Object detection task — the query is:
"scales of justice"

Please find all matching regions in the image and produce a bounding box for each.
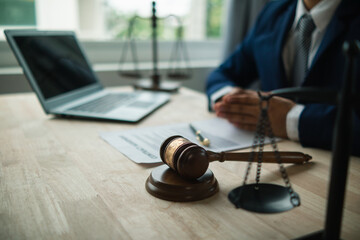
[119,1,191,92]
[144,33,359,239]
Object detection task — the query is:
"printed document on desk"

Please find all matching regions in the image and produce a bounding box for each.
[100,117,274,164]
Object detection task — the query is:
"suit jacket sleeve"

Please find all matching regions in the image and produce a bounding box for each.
[206,0,360,156]
[298,7,360,156]
[300,100,360,157]
[205,27,259,106]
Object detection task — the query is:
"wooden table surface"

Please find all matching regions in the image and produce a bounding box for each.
[0,87,359,240]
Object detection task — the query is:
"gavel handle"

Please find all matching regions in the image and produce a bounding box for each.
[207,151,312,164]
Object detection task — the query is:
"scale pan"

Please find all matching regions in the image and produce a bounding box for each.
[228,183,300,213]
[167,73,191,80]
[119,72,142,78]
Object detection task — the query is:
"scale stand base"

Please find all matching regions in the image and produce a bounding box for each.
[228,183,300,213]
[292,230,324,240]
[134,79,180,93]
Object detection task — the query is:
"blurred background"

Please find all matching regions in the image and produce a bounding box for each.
[0,0,267,94]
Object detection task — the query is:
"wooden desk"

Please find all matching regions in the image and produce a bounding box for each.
[0,88,359,239]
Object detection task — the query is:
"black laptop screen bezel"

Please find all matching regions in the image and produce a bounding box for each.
[4,29,103,112]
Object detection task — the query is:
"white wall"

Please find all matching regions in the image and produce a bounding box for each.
[35,0,79,31]
[185,0,207,40]
[78,0,107,39]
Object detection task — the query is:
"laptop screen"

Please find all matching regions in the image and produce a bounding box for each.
[13,35,97,99]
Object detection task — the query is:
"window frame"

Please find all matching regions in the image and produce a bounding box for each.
[0,38,222,73]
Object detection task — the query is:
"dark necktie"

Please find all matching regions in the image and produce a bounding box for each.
[292,14,316,86]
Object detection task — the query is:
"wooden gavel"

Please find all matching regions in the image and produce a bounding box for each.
[160,135,312,179]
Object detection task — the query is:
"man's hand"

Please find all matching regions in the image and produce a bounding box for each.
[213,88,296,138]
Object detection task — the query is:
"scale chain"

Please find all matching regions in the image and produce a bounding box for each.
[263,110,298,202]
[255,108,267,186]
[242,92,300,207]
[242,106,263,185]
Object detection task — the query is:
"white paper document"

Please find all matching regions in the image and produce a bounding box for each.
[100,117,272,164]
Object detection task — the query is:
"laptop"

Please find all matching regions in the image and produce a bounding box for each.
[4,29,170,122]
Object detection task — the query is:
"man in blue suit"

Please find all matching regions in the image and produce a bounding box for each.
[206,0,360,156]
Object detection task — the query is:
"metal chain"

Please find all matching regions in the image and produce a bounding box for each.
[263,108,299,205]
[242,92,300,206]
[243,97,267,185]
[242,101,264,185]
[255,108,267,185]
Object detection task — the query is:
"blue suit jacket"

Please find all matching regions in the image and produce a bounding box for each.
[206,0,360,156]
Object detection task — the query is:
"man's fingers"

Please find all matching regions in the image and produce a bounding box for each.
[216,112,258,125]
[213,89,294,138]
[216,103,260,116]
[223,91,260,105]
[228,114,258,125]
[227,87,245,96]
[232,123,257,132]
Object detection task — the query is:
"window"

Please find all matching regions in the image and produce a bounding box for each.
[0,0,224,78]
[0,0,36,26]
[104,0,224,41]
[0,0,224,41]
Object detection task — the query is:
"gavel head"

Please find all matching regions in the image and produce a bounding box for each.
[160,135,209,179]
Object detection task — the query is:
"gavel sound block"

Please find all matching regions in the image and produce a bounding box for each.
[145,135,312,202]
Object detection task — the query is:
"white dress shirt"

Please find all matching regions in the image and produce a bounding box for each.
[210,0,341,141]
[284,0,341,140]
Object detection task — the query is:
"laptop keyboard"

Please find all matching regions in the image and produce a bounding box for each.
[69,93,138,114]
